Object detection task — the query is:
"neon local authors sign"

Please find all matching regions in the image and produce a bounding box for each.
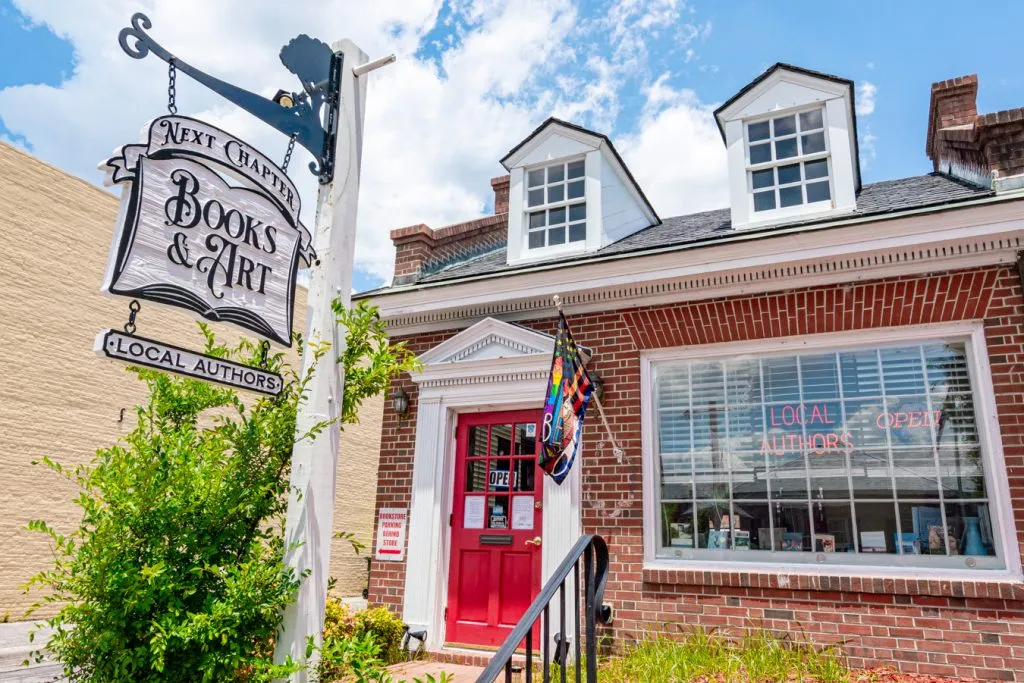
[760,403,942,456]
[102,115,316,346]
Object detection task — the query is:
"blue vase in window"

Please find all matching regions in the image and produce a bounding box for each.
[963,516,985,556]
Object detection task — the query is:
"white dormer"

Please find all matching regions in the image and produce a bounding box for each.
[714,64,861,231]
[500,118,659,266]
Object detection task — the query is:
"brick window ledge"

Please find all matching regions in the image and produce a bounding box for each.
[642,565,1024,601]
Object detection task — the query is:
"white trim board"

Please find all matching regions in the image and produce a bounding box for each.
[372,199,1024,336]
[401,318,581,653]
[638,322,1023,582]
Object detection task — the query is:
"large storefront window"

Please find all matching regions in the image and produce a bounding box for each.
[651,339,1005,569]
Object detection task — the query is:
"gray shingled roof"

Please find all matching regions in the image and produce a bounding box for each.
[379,173,992,290]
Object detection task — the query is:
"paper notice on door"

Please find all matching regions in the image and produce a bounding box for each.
[463,495,485,529]
[512,496,534,530]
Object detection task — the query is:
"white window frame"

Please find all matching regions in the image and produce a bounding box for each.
[522,157,588,257]
[640,322,1022,581]
[744,105,835,219]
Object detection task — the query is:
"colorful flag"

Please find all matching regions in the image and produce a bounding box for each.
[539,312,594,484]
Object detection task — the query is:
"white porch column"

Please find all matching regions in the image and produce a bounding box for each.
[401,395,449,645]
[541,445,582,656]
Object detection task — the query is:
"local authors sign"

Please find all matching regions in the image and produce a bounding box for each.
[101,115,316,346]
[95,328,283,395]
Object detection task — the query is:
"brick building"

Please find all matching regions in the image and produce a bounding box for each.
[361,64,1024,680]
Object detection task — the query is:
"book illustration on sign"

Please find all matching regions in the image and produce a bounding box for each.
[101,115,317,346]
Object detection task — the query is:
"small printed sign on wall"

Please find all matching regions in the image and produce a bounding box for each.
[375,508,408,562]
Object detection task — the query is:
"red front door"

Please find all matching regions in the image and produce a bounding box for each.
[446,410,543,648]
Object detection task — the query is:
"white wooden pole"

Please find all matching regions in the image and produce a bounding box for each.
[274,39,369,680]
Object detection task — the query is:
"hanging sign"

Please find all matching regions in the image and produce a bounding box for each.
[95,328,283,395]
[375,508,408,562]
[101,115,316,346]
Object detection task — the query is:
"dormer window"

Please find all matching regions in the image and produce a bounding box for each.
[526,159,587,249]
[747,107,832,213]
[714,64,860,231]
[500,118,659,265]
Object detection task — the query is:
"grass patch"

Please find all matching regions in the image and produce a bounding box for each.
[565,628,850,682]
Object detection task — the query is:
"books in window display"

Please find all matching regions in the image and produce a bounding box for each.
[758,528,785,551]
[782,532,804,552]
[707,529,730,549]
[892,532,920,555]
[815,534,836,553]
[733,530,751,549]
[912,506,942,552]
[928,525,958,555]
[859,530,887,553]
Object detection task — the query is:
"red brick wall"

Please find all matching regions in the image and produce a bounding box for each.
[368,265,1024,680]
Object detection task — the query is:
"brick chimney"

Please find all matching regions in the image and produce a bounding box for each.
[927,74,1024,191]
[390,175,511,286]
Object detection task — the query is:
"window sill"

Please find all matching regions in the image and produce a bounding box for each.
[642,562,1024,599]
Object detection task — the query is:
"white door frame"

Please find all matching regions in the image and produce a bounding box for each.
[400,318,582,651]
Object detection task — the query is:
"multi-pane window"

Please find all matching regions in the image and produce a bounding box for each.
[747,108,832,213]
[652,340,1003,569]
[464,422,537,530]
[526,159,586,249]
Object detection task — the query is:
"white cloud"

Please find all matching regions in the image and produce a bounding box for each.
[619,75,729,216]
[856,80,877,116]
[0,0,724,283]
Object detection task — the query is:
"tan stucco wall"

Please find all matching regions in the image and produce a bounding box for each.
[0,140,379,618]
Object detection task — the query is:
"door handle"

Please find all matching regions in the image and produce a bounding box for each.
[525,536,542,547]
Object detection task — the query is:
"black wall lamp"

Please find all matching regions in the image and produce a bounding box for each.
[392,387,410,418]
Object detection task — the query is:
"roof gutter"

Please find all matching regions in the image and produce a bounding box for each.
[356,191,1018,300]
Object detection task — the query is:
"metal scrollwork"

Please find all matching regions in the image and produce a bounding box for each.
[118,13,169,61]
[115,13,342,184]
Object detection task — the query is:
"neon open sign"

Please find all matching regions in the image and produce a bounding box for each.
[759,402,939,457]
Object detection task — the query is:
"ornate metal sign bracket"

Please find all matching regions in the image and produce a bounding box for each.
[118,13,343,184]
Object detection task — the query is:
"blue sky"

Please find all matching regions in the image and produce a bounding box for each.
[2,0,1023,293]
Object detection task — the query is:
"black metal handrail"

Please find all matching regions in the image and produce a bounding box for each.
[476,534,610,683]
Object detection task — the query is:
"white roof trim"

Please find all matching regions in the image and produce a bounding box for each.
[417,317,556,366]
[501,122,602,170]
[715,67,849,124]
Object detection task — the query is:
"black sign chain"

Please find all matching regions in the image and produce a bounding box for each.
[281,133,297,174]
[167,58,178,115]
[124,299,141,335]
[258,340,270,369]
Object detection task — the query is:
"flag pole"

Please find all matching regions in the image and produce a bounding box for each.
[553,295,624,463]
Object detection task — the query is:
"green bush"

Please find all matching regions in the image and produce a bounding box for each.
[24,303,420,682]
[320,599,407,679]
